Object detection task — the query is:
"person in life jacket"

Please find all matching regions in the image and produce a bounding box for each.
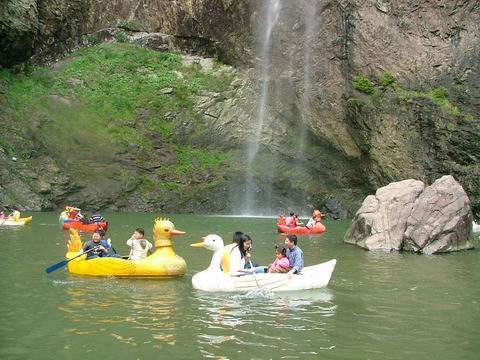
[285,212,297,228]
[306,209,323,229]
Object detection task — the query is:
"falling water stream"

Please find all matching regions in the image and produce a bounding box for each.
[242,1,322,215]
[243,0,281,215]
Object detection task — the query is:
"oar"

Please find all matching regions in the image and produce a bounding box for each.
[246,253,260,287]
[45,247,98,274]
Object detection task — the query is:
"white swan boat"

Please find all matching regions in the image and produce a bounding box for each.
[191,235,337,292]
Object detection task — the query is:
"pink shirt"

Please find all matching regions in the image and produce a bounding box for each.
[268,257,290,273]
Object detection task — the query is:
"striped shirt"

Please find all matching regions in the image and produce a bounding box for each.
[89,214,105,223]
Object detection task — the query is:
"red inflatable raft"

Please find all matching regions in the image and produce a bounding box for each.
[62,221,109,232]
[276,216,326,235]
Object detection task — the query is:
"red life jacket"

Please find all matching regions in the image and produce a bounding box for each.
[285,216,297,227]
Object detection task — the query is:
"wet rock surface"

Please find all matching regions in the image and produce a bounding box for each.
[345,176,474,254]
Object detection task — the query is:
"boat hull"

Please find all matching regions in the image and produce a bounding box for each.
[277,223,326,235]
[0,216,32,226]
[66,250,186,277]
[62,221,108,232]
[192,259,336,292]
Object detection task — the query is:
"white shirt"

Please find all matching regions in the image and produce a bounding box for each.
[127,238,153,261]
[228,246,245,274]
[306,218,322,228]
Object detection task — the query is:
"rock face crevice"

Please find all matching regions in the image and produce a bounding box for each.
[344,175,474,254]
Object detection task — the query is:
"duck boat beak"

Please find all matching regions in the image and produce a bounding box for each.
[171,229,186,236]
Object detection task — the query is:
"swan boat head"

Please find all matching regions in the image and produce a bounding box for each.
[191,234,224,251]
[191,234,225,272]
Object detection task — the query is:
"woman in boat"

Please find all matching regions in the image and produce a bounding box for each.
[306,209,323,229]
[220,231,243,273]
[234,234,266,274]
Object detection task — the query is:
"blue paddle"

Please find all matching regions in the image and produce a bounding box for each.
[45,246,99,274]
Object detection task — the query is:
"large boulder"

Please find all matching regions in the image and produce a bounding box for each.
[344,176,474,254]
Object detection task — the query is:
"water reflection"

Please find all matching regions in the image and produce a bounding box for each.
[56,277,182,348]
[192,289,336,358]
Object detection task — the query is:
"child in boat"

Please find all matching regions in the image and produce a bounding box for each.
[0,211,5,219]
[267,245,290,273]
[127,228,153,261]
[82,231,112,259]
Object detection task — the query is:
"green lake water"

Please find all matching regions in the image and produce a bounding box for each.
[0,212,479,360]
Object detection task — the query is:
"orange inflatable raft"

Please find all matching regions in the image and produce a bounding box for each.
[62,220,109,232]
[276,216,326,235]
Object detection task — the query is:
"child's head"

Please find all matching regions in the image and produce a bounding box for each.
[92,231,102,243]
[134,228,145,239]
[275,245,287,258]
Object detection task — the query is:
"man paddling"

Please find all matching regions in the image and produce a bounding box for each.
[80,231,119,259]
[285,234,304,278]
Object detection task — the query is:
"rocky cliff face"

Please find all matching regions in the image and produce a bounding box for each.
[0,0,479,217]
[0,0,253,67]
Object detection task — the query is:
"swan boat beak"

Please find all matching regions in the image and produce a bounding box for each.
[190,242,204,248]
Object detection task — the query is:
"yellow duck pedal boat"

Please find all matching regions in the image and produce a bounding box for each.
[66,218,187,277]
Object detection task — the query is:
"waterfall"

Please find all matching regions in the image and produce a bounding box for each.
[242,0,281,215]
[299,0,318,154]
[240,0,320,216]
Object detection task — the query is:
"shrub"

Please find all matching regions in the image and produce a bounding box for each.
[353,74,376,95]
[114,31,129,43]
[380,72,395,88]
[430,87,448,100]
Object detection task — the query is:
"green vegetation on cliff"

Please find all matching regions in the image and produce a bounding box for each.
[0,43,234,211]
[347,72,479,217]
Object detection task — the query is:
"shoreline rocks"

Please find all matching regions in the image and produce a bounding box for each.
[344,175,474,254]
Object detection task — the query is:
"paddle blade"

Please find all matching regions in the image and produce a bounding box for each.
[45,260,68,274]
